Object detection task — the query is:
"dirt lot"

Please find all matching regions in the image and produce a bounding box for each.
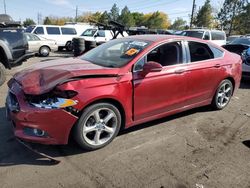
[0,52,250,188]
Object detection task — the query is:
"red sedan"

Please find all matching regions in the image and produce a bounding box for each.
[6,35,242,150]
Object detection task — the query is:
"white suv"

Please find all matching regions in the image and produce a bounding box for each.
[77,28,128,44]
[181,29,226,46]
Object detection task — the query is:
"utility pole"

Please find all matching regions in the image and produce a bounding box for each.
[3,0,6,14]
[190,0,196,29]
[37,12,42,25]
[75,6,78,23]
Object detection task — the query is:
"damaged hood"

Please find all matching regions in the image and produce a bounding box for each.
[12,58,120,95]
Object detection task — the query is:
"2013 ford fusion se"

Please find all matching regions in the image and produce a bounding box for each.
[6,35,242,150]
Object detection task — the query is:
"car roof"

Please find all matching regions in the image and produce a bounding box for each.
[124,34,208,43]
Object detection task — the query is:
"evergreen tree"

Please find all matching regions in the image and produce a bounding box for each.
[43,17,52,25]
[217,0,248,35]
[109,4,120,21]
[23,18,36,27]
[194,0,213,28]
[119,6,135,27]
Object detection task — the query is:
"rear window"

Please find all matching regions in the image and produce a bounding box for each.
[211,31,225,40]
[34,27,44,34]
[181,31,204,39]
[46,27,60,35]
[210,46,224,58]
[61,28,77,35]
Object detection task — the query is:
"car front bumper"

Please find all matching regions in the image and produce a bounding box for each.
[6,81,78,145]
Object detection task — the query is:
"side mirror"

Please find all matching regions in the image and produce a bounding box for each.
[143,61,162,72]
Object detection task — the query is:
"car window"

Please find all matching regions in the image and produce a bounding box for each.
[231,38,250,45]
[134,58,146,72]
[147,42,183,66]
[34,27,44,34]
[61,28,77,35]
[81,29,97,36]
[203,32,210,40]
[188,41,214,62]
[97,30,105,37]
[211,31,225,40]
[181,31,204,39]
[81,39,151,68]
[210,46,224,58]
[25,26,35,33]
[46,27,60,35]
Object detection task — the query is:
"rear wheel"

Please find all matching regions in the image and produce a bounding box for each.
[39,46,50,57]
[66,41,73,51]
[0,63,6,86]
[212,79,233,110]
[74,103,121,150]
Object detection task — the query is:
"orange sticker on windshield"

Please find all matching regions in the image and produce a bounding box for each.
[125,48,139,56]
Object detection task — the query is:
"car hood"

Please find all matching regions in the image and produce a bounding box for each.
[12,57,120,95]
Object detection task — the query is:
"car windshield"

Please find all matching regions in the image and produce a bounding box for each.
[181,31,204,39]
[231,38,250,45]
[81,39,151,68]
[81,29,97,37]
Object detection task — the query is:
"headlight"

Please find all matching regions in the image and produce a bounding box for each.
[31,97,78,109]
[27,90,78,109]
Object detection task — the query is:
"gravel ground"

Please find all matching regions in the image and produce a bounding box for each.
[0,52,250,188]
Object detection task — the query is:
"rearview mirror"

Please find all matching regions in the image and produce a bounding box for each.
[143,61,162,72]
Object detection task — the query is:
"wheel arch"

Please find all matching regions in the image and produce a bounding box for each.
[68,97,126,142]
[39,45,51,51]
[0,46,10,68]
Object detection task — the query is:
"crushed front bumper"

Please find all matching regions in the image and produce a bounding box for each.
[6,81,78,145]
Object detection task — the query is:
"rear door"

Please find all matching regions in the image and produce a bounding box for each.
[184,41,226,105]
[133,41,188,121]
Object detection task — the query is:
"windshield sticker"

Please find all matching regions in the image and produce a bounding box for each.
[125,48,139,56]
[130,41,148,47]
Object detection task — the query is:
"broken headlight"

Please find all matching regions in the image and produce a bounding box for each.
[27,90,78,109]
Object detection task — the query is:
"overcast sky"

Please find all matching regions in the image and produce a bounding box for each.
[2,0,224,24]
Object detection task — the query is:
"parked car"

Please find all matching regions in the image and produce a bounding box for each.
[26,25,94,51]
[24,33,57,57]
[6,35,242,150]
[222,37,250,79]
[181,29,226,46]
[0,28,33,86]
[226,35,243,44]
[76,28,128,44]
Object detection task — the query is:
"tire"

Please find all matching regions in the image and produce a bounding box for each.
[74,103,121,150]
[66,41,73,51]
[211,79,233,110]
[0,63,6,86]
[39,46,50,57]
[72,38,85,56]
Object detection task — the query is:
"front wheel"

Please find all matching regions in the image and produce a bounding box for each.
[211,79,233,110]
[39,46,50,57]
[66,41,73,51]
[74,103,121,150]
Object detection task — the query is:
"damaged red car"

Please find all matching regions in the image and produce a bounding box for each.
[6,35,242,150]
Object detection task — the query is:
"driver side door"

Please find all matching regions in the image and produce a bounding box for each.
[133,41,188,121]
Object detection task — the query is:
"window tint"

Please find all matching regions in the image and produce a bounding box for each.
[34,27,44,34]
[147,42,183,66]
[181,31,204,39]
[210,46,224,58]
[134,58,145,71]
[203,32,210,40]
[211,31,225,40]
[188,41,214,62]
[46,27,60,35]
[97,30,105,37]
[61,27,77,35]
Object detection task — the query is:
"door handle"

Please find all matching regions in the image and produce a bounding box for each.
[174,69,186,74]
[214,64,221,68]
